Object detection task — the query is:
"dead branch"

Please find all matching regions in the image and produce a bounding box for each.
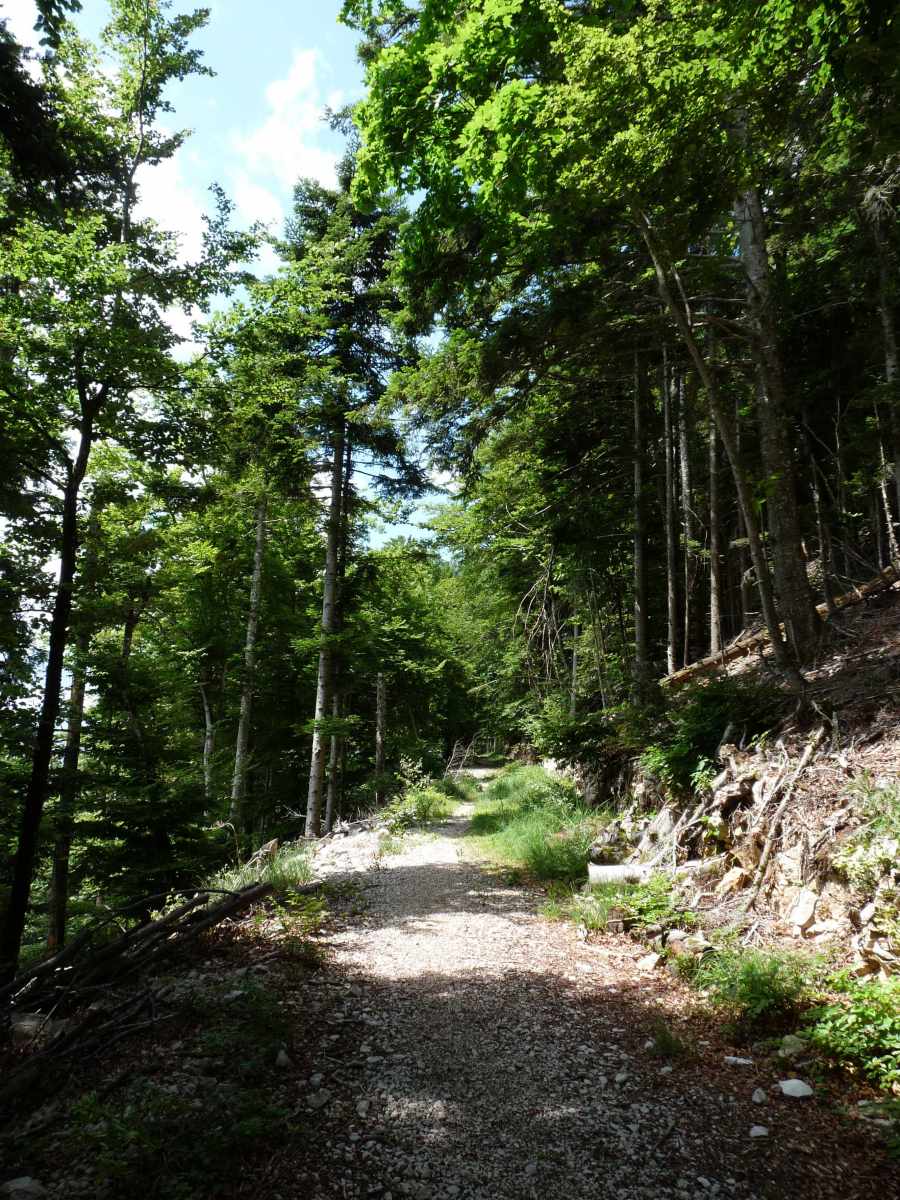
[741,726,826,913]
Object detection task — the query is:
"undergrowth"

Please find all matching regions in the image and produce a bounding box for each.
[207,842,313,893]
[467,765,607,882]
[543,874,697,933]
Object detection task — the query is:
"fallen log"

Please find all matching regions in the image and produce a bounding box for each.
[661,566,897,690]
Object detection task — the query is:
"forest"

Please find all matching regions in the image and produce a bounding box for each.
[1,0,899,1082]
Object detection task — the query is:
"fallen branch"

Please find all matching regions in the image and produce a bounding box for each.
[741,726,826,913]
[661,567,897,689]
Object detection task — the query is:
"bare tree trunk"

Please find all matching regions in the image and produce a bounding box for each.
[663,353,679,674]
[306,423,345,838]
[230,492,268,829]
[324,692,342,834]
[709,403,723,656]
[46,650,86,952]
[375,673,387,806]
[636,211,804,689]
[1,406,96,983]
[199,681,215,805]
[569,617,579,718]
[733,184,820,660]
[632,354,650,695]
[874,222,900,521]
[678,373,697,666]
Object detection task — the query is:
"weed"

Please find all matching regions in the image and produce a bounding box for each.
[383,786,453,831]
[648,1017,690,1059]
[805,976,900,1091]
[691,947,812,1033]
[543,875,696,933]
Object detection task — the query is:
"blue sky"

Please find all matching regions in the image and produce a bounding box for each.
[2,0,366,279]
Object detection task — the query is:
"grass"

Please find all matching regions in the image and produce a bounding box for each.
[466,765,608,883]
[206,841,314,894]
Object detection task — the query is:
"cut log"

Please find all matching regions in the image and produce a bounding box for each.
[661,566,897,689]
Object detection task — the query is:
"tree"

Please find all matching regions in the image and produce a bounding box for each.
[0,0,246,980]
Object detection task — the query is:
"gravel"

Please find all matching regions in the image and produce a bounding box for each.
[269,804,894,1200]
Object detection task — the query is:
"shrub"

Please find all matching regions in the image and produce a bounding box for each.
[383,786,453,830]
[690,947,812,1032]
[641,676,786,793]
[805,976,900,1091]
[543,874,696,933]
[208,842,312,894]
[833,775,900,894]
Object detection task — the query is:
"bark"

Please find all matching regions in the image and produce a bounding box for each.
[569,618,579,718]
[1,403,97,983]
[632,353,650,695]
[199,681,215,805]
[230,492,268,828]
[678,373,697,666]
[305,422,345,838]
[374,672,387,807]
[636,211,804,689]
[733,184,820,660]
[324,692,342,834]
[663,354,679,674]
[874,222,900,521]
[47,651,86,952]
[709,405,723,656]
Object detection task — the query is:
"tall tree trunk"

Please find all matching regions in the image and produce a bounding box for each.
[678,373,697,666]
[569,616,579,718]
[305,422,345,838]
[874,222,900,522]
[0,406,96,983]
[324,692,342,834]
[874,400,900,566]
[46,648,86,952]
[632,353,650,695]
[230,492,268,829]
[663,354,679,674]
[709,404,723,656]
[199,681,215,805]
[636,210,804,689]
[374,672,387,806]
[733,184,820,660]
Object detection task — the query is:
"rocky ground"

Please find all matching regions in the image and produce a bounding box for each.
[2,799,896,1200]
[263,804,895,1200]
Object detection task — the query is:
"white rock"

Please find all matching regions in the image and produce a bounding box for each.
[724,1056,754,1066]
[749,1125,769,1138]
[1,1182,48,1200]
[778,1079,813,1098]
[779,1034,808,1059]
[752,1088,767,1105]
[357,1100,370,1117]
[275,1048,293,1068]
[788,888,818,932]
[637,952,662,971]
[859,901,877,926]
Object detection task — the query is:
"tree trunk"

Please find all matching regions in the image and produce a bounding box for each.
[874,222,900,522]
[374,672,387,807]
[663,354,679,674]
[709,402,723,656]
[733,184,820,661]
[632,353,650,695]
[46,651,86,952]
[305,422,345,838]
[1,410,95,983]
[324,692,342,834]
[199,681,215,805]
[230,492,268,829]
[636,210,805,689]
[678,373,697,666]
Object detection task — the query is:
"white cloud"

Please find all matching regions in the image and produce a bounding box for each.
[136,153,208,264]
[232,48,340,191]
[1,0,39,47]
[232,172,284,231]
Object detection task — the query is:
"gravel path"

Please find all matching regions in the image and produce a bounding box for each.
[279,805,893,1200]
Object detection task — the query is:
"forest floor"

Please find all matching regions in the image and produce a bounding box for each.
[3,797,896,1200]
[263,802,894,1200]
